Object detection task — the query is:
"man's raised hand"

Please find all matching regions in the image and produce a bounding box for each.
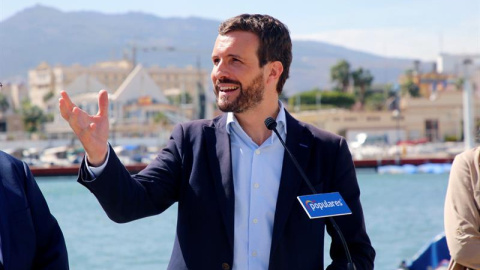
[59,90,110,166]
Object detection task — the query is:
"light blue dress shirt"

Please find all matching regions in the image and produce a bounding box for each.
[227,102,287,270]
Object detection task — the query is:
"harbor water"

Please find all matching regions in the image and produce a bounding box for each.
[38,169,449,269]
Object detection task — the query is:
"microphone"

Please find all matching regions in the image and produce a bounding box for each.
[265,117,356,270]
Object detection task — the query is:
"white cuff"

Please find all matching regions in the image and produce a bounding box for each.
[85,143,111,179]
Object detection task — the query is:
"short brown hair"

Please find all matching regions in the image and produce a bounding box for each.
[218,14,292,94]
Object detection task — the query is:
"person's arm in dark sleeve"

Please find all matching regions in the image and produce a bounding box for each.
[326,138,375,270]
[23,162,69,269]
[78,124,184,223]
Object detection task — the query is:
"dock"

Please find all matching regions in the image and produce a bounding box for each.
[30,156,455,177]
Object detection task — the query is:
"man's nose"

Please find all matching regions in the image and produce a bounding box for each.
[212,60,230,80]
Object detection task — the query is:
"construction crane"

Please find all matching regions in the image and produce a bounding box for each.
[127,43,176,68]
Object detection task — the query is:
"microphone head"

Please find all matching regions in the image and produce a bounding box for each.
[264,117,277,130]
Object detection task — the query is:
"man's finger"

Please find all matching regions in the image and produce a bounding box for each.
[97,90,109,117]
[59,98,71,120]
[60,90,75,112]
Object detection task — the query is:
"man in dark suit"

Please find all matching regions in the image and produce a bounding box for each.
[0,151,69,270]
[59,14,375,269]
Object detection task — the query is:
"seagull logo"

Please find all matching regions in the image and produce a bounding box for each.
[305,200,316,210]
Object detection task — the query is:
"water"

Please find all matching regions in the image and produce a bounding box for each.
[37,170,449,270]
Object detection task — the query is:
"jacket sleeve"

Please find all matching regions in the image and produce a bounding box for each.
[444,151,480,269]
[326,137,375,270]
[23,162,69,269]
[78,124,185,223]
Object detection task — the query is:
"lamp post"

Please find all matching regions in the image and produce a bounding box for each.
[392,109,401,163]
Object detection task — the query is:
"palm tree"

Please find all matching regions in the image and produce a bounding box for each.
[330,60,351,92]
[351,67,374,110]
[21,99,46,132]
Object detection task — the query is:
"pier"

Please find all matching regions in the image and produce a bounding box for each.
[30,156,455,177]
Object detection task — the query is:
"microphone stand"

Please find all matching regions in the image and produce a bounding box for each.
[265,117,356,270]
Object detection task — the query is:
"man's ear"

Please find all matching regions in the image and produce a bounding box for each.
[266,61,283,84]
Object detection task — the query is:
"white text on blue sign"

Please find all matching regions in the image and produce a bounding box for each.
[297,192,352,219]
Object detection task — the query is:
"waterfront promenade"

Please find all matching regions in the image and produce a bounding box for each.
[28,156,455,177]
[2,137,464,176]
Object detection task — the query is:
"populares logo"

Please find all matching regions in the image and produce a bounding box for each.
[297,192,351,219]
[305,200,316,211]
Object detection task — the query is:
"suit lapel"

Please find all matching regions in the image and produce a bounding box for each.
[270,111,313,255]
[204,115,235,248]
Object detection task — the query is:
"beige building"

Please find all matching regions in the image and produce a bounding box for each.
[45,64,188,138]
[0,81,29,137]
[0,81,29,112]
[293,86,479,145]
[437,53,480,74]
[28,60,209,114]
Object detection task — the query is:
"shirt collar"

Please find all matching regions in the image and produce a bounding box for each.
[226,100,287,135]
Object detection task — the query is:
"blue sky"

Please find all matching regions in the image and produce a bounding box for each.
[1,0,479,61]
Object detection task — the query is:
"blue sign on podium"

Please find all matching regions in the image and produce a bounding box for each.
[297,192,352,219]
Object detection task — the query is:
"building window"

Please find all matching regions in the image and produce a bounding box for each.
[425,119,439,142]
[367,116,380,121]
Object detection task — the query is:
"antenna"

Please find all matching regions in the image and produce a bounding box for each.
[438,32,443,54]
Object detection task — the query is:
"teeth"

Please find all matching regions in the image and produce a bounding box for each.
[220,86,238,91]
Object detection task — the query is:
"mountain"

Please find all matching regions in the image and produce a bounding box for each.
[0,5,418,95]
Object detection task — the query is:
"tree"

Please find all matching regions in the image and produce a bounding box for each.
[330,60,351,92]
[21,99,47,133]
[43,91,55,102]
[168,92,193,105]
[454,78,464,91]
[0,93,9,113]
[153,111,169,125]
[351,67,374,109]
[288,88,355,109]
[401,70,420,97]
[364,92,386,111]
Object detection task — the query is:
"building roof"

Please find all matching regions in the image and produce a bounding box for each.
[112,64,169,104]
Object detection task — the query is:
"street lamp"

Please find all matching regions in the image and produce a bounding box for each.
[392,109,401,144]
[392,109,401,163]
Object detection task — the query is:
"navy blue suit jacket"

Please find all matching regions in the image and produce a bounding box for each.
[0,151,68,270]
[79,111,375,269]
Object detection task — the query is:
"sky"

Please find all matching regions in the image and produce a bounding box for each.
[1,0,479,61]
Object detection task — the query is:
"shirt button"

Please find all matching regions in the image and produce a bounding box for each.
[255,149,261,155]
[252,251,258,257]
[253,218,258,224]
[254,183,260,189]
[222,263,230,270]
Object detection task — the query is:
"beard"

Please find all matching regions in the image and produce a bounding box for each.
[215,72,265,113]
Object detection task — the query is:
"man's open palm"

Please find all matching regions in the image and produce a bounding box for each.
[58,90,110,166]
